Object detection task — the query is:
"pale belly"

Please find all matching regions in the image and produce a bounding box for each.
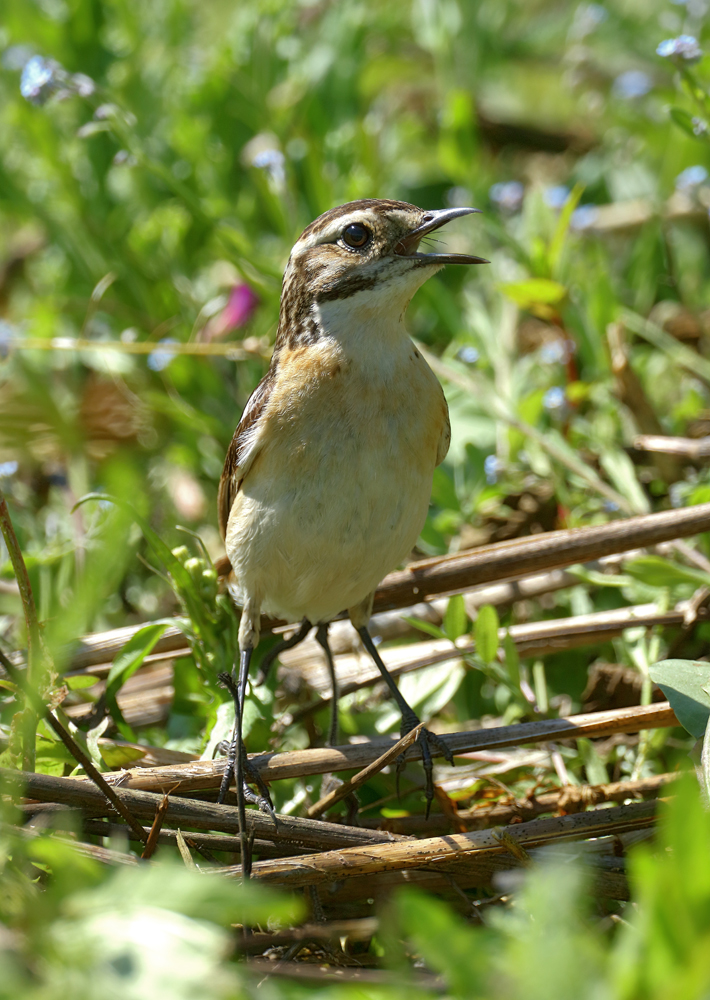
[225,346,447,625]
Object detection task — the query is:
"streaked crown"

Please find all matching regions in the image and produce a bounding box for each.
[276,198,486,350]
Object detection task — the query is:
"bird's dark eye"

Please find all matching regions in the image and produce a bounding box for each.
[342,223,370,249]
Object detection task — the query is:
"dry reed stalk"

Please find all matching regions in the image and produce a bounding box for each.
[221,800,657,887]
[2,768,408,850]
[365,772,678,835]
[95,702,678,794]
[64,503,710,671]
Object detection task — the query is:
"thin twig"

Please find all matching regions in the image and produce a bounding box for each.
[307,723,424,818]
[140,790,173,859]
[0,654,148,845]
[0,490,41,771]
[634,434,710,459]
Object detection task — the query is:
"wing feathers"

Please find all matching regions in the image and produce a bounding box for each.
[217,368,276,539]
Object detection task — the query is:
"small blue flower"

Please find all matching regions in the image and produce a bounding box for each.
[657,35,703,63]
[539,340,568,365]
[252,149,286,187]
[484,454,501,484]
[675,165,709,190]
[612,70,652,99]
[147,338,178,372]
[20,55,58,106]
[457,346,479,365]
[0,461,18,478]
[543,386,566,411]
[0,320,14,359]
[570,205,599,231]
[489,181,524,213]
[603,500,620,512]
[543,186,570,210]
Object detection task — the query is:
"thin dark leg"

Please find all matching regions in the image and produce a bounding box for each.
[315,623,339,747]
[255,619,312,686]
[217,666,275,874]
[357,625,454,819]
[235,646,251,878]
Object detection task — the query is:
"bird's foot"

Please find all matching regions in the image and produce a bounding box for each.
[216,734,276,821]
[239,744,276,820]
[397,711,454,819]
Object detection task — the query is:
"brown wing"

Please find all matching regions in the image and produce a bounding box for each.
[435,397,451,467]
[217,368,276,539]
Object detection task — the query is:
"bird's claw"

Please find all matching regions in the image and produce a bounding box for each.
[217,735,276,823]
[396,713,454,819]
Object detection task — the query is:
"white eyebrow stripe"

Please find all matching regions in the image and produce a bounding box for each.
[294,212,374,251]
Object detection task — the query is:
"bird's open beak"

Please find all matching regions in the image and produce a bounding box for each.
[395,206,489,265]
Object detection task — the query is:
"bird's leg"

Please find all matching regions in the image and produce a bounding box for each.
[357,625,454,819]
[217,671,274,816]
[234,645,252,877]
[217,602,274,879]
[254,618,312,687]
[315,623,338,747]
[314,622,353,810]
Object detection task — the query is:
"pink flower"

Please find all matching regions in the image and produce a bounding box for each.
[202,283,259,341]
[222,284,259,328]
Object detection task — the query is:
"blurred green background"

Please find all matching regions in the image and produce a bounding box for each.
[4,0,710,995]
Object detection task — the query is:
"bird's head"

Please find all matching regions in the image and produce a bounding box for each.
[277,199,487,345]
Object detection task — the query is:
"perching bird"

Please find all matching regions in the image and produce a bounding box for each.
[218,198,486,867]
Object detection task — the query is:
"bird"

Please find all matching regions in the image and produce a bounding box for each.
[217,198,487,871]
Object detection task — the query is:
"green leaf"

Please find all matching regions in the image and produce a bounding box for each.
[649,659,710,738]
[443,594,467,641]
[394,887,487,996]
[625,556,710,590]
[65,675,100,690]
[503,631,520,689]
[402,615,447,640]
[498,278,567,310]
[84,717,110,771]
[549,182,584,276]
[106,622,171,701]
[577,737,608,786]
[599,449,650,514]
[99,743,146,769]
[474,604,500,664]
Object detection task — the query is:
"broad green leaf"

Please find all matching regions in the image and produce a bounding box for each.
[649,659,710,738]
[65,675,99,691]
[475,604,500,664]
[394,887,487,996]
[99,743,146,769]
[443,594,467,641]
[106,623,171,701]
[498,278,567,310]
[625,556,710,590]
